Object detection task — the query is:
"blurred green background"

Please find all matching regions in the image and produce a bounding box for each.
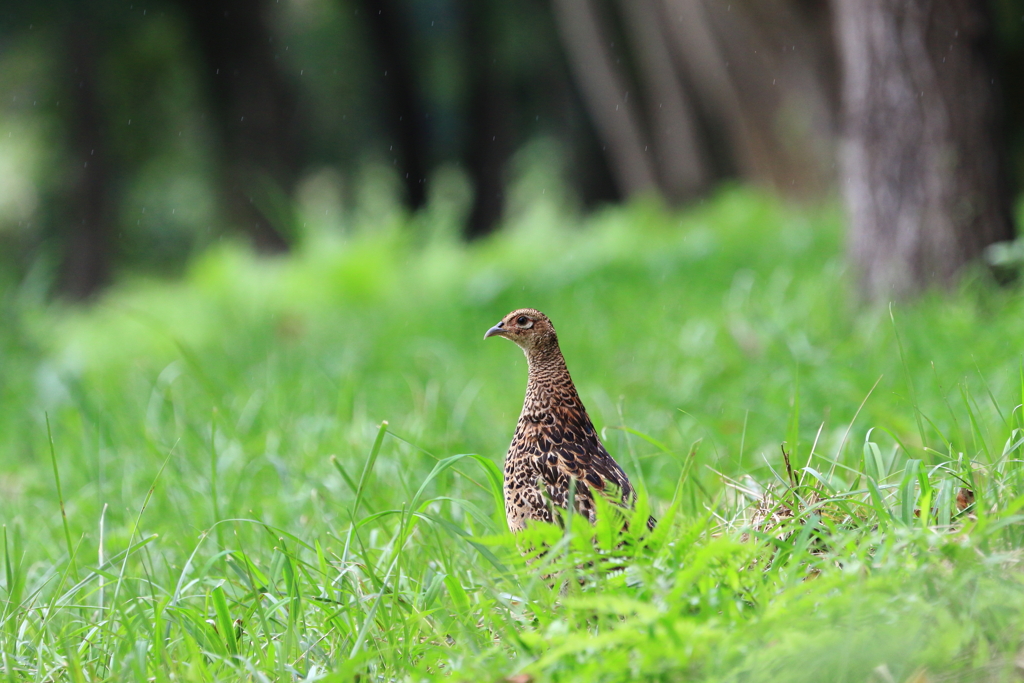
[1,0,1022,298]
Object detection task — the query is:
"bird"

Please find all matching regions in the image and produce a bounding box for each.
[484,308,653,534]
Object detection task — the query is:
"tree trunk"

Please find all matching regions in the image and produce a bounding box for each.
[177,0,302,251]
[662,0,838,196]
[61,22,111,300]
[833,0,1014,299]
[465,0,514,238]
[659,0,758,179]
[551,0,658,197]
[360,0,429,211]
[616,0,709,200]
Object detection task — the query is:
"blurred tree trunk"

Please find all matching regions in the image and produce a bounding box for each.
[659,0,757,179]
[553,0,838,201]
[616,0,709,200]
[660,0,838,195]
[465,81,511,237]
[551,0,658,197]
[709,0,838,193]
[177,0,301,251]
[833,0,1014,298]
[360,0,429,211]
[61,22,111,300]
[465,1,514,238]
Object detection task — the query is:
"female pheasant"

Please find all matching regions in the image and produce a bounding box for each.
[484,308,651,533]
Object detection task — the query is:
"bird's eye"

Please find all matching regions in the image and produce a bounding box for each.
[515,315,533,328]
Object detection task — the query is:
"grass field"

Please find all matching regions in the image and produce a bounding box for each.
[3,188,1024,681]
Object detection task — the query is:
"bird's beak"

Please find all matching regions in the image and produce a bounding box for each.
[484,322,505,339]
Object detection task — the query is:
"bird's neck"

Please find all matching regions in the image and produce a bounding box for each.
[524,344,576,398]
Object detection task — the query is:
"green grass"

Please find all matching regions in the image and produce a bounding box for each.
[3,188,1024,681]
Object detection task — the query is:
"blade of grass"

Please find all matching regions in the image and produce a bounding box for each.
[45,413,78,583]
[890,304,928,452]
[107,451,171,673]
[834,375,884,465]
[973,357,1008,428]
[354,421,388,516]
[785,367,800,474]
[211,584,237,656]
[900,459,921,525]
[210,410,224,551]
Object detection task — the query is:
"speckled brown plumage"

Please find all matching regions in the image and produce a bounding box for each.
[484,308,651,533]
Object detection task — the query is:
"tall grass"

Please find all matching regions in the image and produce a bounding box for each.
[2,189,1024,680]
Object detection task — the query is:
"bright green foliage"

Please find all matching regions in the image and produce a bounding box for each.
[2,189,1024,681]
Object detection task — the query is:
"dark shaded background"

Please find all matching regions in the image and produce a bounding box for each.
[0,0,1021,299]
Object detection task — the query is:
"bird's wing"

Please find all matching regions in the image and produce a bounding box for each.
[520,404,635,514]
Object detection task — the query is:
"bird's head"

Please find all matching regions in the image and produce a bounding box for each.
[483,308,558,353]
